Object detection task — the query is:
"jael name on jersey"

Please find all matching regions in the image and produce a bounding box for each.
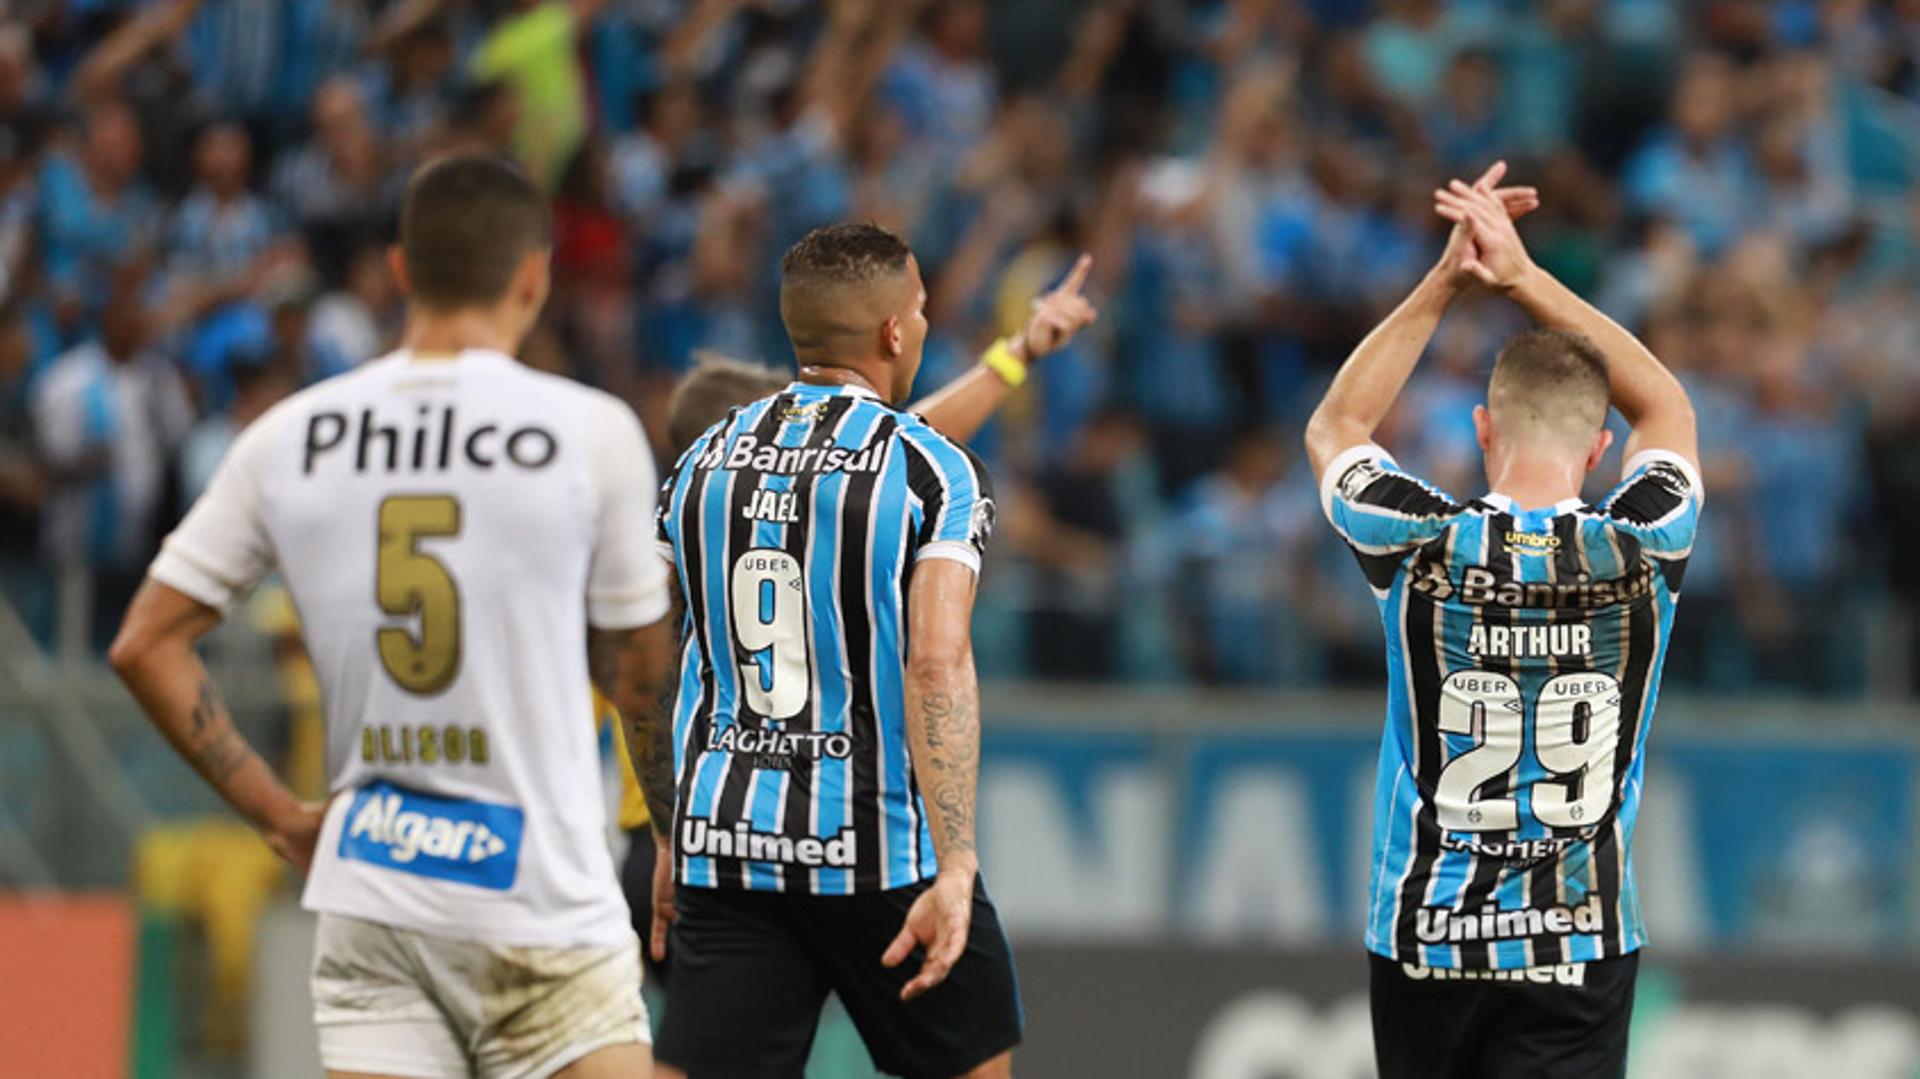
[338,781,524,891]
[303,406,558,476]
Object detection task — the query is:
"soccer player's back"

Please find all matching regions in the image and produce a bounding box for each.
[1307,164,1701,1079]
[648,223,1095,1079]
[112,154,677,1079]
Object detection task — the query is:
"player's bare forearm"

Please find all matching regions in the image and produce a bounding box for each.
[902,559,984,881]
[109,580,301,833]
[904,655,982,880]
[588,618,680,834]
[1305,271,1458,480]
[911,365,1011,445]
[1506,266,1698,467]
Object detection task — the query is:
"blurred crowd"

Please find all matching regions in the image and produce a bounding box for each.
[1,0,1919,695]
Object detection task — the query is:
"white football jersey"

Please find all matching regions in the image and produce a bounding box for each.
[150,349,671,947]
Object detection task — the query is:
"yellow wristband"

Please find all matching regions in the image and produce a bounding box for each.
[980,338,1028,388]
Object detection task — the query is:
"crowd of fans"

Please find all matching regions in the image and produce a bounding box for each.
[1,0,1918,695]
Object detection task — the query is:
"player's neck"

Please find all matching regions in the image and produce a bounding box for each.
[1485,452,1584,512]
[401,308,523,360]
[796,362,886,400]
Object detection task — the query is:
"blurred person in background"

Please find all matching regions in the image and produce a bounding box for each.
[308,241,400,379]
[35,99,159,341]
[31,264,192,649]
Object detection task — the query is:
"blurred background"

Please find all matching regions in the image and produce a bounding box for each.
[0,0,1918,1075]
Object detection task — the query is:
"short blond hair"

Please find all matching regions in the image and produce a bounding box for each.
[1487,329,1611,446]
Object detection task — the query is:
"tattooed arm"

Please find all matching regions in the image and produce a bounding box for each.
[587,614,680,837]
[882,557,983,1000]
[110,579,324,870]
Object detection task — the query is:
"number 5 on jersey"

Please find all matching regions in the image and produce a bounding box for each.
[376,495,463,695]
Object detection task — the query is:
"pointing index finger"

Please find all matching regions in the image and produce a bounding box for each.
[1057,253,1093,297]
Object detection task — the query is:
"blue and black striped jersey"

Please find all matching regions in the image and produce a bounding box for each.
[1322,444,1702,970]
[657,382,994,894]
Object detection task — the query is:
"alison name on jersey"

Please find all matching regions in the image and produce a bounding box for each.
[302,405,559,475]
[692,432,886,476]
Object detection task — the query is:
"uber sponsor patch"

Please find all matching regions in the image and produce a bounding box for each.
[338,780,524,890]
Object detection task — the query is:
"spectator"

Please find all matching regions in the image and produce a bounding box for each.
[1622,53,1760,257]
[307,243,397,379]
[30,268,192,645]
[35,100,159,338]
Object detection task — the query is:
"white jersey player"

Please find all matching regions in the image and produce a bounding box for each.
[111,155,679,1079]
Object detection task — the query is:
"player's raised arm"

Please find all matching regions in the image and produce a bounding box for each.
[885,556,984,1001]
[911,253,1099,443]
[1436,179,1699,476]
[1306,162,1538,483]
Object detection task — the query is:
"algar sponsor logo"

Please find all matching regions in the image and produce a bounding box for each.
[336,781,524,890]
[346,791,508,865]
[680,819,857,868]
[1415,894,1606,945]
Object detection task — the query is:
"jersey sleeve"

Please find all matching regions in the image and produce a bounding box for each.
[1599,449,1703,563]
[148,416,275,613]
[1318,443,1466,590]
[902,430,995,574]
[586,400,674,630]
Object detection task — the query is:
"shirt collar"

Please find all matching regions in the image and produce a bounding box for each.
[1483,492,1586,517]
[788,379,882,401]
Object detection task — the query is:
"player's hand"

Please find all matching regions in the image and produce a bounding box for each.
[649,841,676,963]
[263,800,327,874]
[1434,160,1538,291]
[881,869,975,1001]
[1432,161,1537,291]
[1010,253,1098,365]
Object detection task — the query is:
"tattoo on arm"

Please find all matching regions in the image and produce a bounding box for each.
[915,683,979,859]
[625,703,678,833]
[184,675,257,785]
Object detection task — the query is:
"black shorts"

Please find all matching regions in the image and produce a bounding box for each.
[1370,951,1638,1079]
[619,827,668,983]
[655,876,1023,1078]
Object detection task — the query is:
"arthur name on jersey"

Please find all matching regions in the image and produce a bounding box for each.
[1467,623,1593,659]
[694,433,886,476]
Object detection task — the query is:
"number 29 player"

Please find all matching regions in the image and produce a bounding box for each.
[1306,163,1702,1078]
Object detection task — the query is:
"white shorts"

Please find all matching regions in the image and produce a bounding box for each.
[310,912,649,1078]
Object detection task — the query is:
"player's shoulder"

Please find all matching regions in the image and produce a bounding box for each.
[893,410,983,469]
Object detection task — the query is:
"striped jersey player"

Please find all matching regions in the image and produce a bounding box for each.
[1306,164,1701,1079]
[649,223,1097,1077]
[656,381,993,893]
[1323,445,1698,969]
